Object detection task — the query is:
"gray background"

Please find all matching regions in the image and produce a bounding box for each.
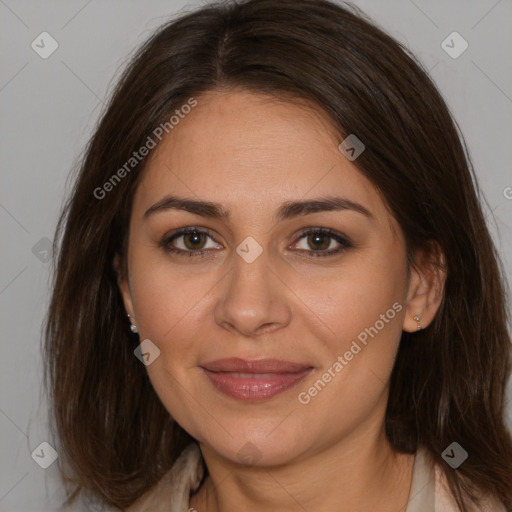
[1,0,511,510]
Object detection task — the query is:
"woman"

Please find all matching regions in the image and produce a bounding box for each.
[43,0,512,510]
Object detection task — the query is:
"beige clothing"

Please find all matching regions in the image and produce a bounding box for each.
[126,442,506,511]
[406,447,506,512]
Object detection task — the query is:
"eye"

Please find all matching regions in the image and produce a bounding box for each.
[291,228,352,258]
[160,227,221,257]
[160,226,352,259]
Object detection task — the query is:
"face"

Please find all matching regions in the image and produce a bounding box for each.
[118,89,420,466]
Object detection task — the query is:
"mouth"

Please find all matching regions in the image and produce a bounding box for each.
[199,358,314,401]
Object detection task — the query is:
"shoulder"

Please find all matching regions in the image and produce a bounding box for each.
[125,443,204,512]
[409,446,506,512]
[432,453,507,512]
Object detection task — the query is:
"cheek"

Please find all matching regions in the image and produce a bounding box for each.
[292,250,406,401]
[128,244,211,340]
[293,249,406,347]
[128,257,210,427]
[127,253,216,400]
[292,278,404,443]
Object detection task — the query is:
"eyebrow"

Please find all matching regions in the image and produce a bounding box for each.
[143,195,373,222]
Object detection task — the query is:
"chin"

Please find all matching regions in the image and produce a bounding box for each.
[197,425,309,467]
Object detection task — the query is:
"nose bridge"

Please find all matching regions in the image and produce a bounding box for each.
[214,240,290,336]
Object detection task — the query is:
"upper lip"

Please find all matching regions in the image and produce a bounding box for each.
[200,357,312,373]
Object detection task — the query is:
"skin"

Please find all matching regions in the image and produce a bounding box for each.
[116,89,446,512]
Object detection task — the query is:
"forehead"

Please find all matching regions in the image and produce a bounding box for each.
[133,89,391,227]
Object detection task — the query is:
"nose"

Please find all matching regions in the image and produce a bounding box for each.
[213,247,292,337]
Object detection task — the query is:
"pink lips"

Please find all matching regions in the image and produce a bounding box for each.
[200,357,313,401]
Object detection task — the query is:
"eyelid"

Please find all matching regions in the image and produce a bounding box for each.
[162,226,221,251]
[288,227,352,255]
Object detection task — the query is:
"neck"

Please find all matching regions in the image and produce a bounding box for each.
[189,423,415,512]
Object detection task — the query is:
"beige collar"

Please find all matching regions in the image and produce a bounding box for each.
[405,446,435,512]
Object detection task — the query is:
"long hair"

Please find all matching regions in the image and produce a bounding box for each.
[43,0,512,509]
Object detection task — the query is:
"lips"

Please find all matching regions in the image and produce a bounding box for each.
[200,357,313,401]
[201,357,311,373]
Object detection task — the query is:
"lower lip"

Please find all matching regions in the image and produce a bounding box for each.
[201,368,313,401]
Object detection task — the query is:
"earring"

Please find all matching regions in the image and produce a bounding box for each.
[413,315,422,331]
[127,314,138,334]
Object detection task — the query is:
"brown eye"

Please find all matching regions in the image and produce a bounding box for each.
[160,227,222,257]
[182,231,208,250]
[291,228,353,258]
[306,233,331,251]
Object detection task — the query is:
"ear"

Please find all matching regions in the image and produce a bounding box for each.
[402,241,447,332]
[113,253,136,321]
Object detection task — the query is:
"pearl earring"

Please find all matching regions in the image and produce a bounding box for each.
[127,314,138,334]
[413,315,422,331]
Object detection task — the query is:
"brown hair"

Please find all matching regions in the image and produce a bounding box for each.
[43,0,512,510]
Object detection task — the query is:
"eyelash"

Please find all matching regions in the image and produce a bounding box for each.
[159,227,353,259]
